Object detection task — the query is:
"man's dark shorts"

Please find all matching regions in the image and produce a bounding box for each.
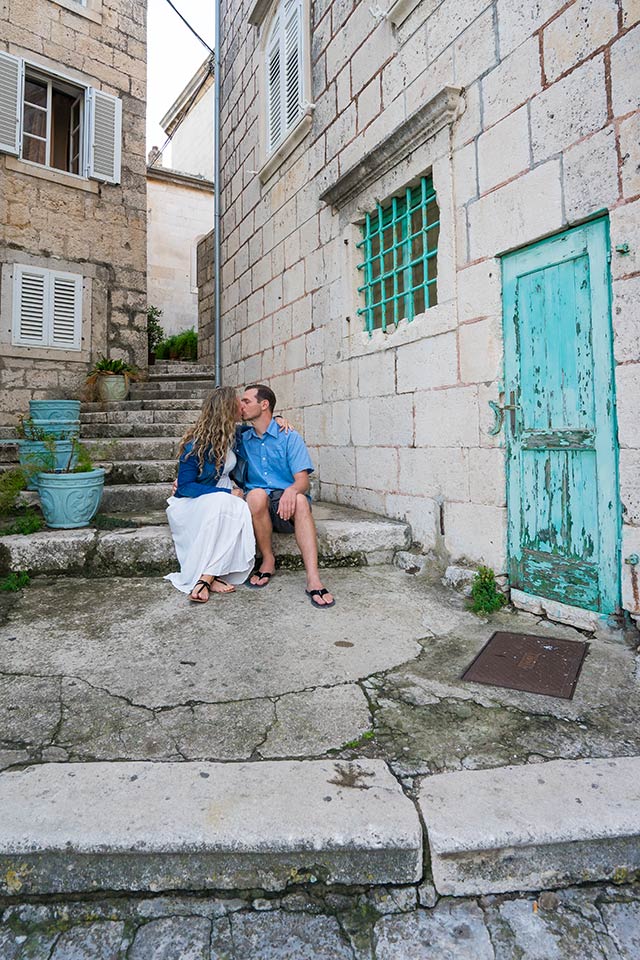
[268,489,309,534]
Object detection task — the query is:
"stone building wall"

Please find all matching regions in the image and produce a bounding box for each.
[0,0,147,425]
[197,228,215,361]
[147,168,214,337]
[211,0,639,615]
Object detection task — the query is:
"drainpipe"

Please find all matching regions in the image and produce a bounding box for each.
[213,0,222,386]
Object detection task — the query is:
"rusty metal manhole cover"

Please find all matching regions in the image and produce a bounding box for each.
[461,631,589,699]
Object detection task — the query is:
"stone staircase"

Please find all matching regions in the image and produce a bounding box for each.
[2,362,412,577]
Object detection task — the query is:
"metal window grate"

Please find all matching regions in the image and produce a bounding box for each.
[356,177,439,333]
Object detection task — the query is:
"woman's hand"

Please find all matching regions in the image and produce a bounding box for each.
[274,415,295,433]
[231,487,244,498]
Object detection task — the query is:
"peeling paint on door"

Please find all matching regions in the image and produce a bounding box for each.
[502,219,620,614]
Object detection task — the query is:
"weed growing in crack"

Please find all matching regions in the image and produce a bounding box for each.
[0,571,30,592]
[340,730,375,751]
[469,566,507,615]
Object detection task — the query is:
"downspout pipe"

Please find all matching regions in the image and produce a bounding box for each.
[213,0,222,386]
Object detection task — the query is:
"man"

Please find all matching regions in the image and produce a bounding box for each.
[238,384,335,609]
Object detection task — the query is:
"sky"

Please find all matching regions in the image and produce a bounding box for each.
[146,0,215,163]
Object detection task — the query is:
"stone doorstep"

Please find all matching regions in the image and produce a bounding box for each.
[0,760,423,896]
[81,410,197,424]
[0,506,412,576]
[419,756,640,897]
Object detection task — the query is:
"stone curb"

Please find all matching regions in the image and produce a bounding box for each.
[0,760,423,896]
[419,756,640,896]
[0,513,411,576]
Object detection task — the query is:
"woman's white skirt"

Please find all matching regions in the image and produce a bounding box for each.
[164,493,256,594]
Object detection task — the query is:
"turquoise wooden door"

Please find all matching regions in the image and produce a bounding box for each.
[502,219,620,614]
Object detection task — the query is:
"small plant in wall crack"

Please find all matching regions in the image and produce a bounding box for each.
[469,566,507,615]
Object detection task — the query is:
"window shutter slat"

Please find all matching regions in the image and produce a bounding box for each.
[14,268,46,345]
[87,88,122,184]
[267,28,282,152]
[285,4,302,131]
[51,274,82,349]
[0,52,23,156]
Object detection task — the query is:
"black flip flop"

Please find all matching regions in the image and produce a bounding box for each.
[305,588,335,609]
[246,571,273,589]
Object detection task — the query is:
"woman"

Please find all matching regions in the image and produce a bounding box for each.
[165,387,255,603]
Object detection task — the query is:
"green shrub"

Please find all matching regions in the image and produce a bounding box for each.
[0,468,28,515]
[89,356,137,375]
[470,566,507,615]
[0,571,30,592]
[155,327,198,361]
[147,305,165,353]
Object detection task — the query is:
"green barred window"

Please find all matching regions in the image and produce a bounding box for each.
[356,177,439,333]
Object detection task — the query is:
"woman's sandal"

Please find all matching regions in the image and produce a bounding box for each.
[189,579,212,603]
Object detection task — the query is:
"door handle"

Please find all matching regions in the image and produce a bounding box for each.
[488,392,518,435]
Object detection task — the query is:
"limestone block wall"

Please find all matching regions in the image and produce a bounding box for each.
[0,0,147,425]
[212,0,640,600]
[147,170,214,337]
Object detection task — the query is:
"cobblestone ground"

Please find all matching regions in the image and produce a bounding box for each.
[1,882,639,958]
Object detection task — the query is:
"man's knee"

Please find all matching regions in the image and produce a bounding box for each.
[246,488,268,513]
[295,494,311,516]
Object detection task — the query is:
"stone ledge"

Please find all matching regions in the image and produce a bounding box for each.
[419,757,640,896]
[319,86,462,209]
[0,760,423,895]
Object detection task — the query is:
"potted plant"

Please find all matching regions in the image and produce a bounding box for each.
[155,327,198,362]
[36,439,105,529]
[15,418,78,490]
[147,305,165,366]
[86,356,138,402]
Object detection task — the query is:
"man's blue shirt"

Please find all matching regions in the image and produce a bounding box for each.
[238,418,314,494]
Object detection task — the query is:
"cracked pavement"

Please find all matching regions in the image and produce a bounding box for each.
[1,567,639,956]
[1,567,638,773]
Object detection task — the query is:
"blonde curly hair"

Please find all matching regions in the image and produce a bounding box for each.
[178,387,238,473]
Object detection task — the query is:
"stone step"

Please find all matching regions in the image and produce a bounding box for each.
[0,760,422,896]
[147,371,217,383]
[419,756,640,897]
[82,399,203,412]
[2,503,412,576]
[81,422,188,438]
[83,437,182,461]
[151,362,216,376]
[81,409,196,425]
[99,459,177,485]
[129,387,215,401]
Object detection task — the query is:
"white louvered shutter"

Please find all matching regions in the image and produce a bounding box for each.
[87,88,122,184]
[13,266,47,346]
[266,16,282,153]
[0,52,23,156]
[284,0,303,132]
[51,273,82,350]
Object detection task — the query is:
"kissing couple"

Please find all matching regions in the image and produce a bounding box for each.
[164,384,335,610]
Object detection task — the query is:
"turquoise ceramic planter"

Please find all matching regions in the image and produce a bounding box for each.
[37,469,105,529]
[31,418,80,439]
[29,400,81,421]
[18,440,78,490]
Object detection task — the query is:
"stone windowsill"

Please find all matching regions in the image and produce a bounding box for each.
[1,344,91,363]
[258,109,314,185]
[50,0,103,24]
[5,156,99,193]
[320,86,462,209]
